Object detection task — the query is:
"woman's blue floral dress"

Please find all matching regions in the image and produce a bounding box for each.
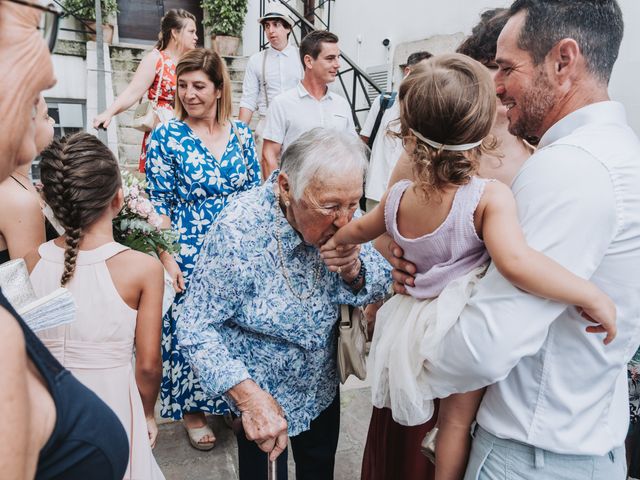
[146,118,260,419]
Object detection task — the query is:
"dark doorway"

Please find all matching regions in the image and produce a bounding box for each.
[117,0,204,46]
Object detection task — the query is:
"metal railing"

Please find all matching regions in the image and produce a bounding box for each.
[259,0,382,130]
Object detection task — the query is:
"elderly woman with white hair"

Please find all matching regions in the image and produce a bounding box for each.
[178,127,391,480]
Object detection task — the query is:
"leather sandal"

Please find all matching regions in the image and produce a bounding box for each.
[420,427,439,464]
[185,424,216,451]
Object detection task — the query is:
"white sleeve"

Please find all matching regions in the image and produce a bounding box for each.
[360,94,382,137]
[262,96,286,144]
[239,54,260,112]
[423,144,617,395]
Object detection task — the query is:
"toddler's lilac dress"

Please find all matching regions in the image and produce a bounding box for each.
[369,177,491,426]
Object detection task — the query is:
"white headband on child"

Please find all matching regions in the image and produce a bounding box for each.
[410,128,484,152]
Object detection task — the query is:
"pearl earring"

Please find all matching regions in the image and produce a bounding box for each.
[285,200,291,207]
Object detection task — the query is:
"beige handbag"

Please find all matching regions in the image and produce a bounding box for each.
[132,53,165,132]
[337,305,368,383]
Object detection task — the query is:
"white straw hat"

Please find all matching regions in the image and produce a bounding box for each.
[258,3,296,28]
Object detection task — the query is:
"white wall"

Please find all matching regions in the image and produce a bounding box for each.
[610,0,640,135]
[242,0,640,134]
[46,55,87,100]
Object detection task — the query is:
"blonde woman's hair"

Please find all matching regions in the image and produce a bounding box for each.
[398,53,497,199]
[174,48,232,124]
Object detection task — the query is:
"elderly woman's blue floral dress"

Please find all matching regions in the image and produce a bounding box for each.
[177,174,392,435]
[146,118,260,419]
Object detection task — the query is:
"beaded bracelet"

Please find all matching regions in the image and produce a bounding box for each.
[346,261,366,288]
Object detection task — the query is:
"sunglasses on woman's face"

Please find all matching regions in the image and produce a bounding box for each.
[5,0,62,52]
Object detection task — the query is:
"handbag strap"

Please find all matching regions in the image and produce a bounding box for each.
[231,121,248,169]
[339,304,368,339]
[339,304,352,327]
[261,49,269,109]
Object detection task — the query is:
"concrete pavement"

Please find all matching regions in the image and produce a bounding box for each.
[154,381,373,480]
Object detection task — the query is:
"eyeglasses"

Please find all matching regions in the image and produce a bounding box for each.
[6,0,62,52]
[305,199,359,219]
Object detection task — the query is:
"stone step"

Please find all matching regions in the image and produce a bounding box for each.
[227,67,245,82]
[224,55,249,71]
[231,80,243,95]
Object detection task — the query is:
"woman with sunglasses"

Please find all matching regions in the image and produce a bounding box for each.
[0,1,128,478]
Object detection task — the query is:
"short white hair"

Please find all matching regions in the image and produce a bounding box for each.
[280,128,369,200]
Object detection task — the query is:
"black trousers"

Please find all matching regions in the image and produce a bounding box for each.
[235,393,340,480]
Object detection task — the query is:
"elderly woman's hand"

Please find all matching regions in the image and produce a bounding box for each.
[229,379,288,461]
[373,234,417,294]
[320,242,362,282]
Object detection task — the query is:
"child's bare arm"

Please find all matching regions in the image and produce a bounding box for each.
[481,182,616,344]
[322,192,388,251]
[133,255,164,422]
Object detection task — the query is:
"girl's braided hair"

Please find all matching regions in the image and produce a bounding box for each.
[39,132,121,286]
[397,53,497,200]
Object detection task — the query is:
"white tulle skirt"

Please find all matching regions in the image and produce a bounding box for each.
[368,264,487,426]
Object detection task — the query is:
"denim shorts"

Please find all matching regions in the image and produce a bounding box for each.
[464,425,626,480]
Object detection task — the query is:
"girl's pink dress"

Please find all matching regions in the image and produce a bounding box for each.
[31,241,165,480]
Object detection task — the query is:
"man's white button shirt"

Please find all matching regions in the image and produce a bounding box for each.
[239,44,303,118]
[263,82,356,151]
[360,95,402,202]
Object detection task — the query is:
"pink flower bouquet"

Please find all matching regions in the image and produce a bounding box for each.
[113,171,179,256]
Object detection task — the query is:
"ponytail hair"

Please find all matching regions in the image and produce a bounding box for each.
[155,9,197,51]
[39,133,121,286]
[397,53,497,200]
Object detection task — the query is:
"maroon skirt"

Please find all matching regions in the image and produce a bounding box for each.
[361,402,439,480]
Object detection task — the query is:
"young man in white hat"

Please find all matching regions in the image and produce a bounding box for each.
[239,3,303,161]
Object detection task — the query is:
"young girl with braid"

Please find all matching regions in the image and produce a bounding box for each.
[24,132,166,480]
[321,54,616,480]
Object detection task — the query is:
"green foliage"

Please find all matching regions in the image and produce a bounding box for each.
[112,170,180,256]
[113,218,180,256]
[63,0,118,22]
[201,0,248,37]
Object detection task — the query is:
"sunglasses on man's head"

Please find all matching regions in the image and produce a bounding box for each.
[5,0,62,52]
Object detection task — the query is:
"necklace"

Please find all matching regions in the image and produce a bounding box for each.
[274,188,322,301]
[275,225,322,301]
[10,172,31,190]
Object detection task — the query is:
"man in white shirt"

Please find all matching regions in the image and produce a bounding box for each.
[261,30,356,179]
[359,51,432,212]
[385,1,639,478]
[238,4,302,157]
